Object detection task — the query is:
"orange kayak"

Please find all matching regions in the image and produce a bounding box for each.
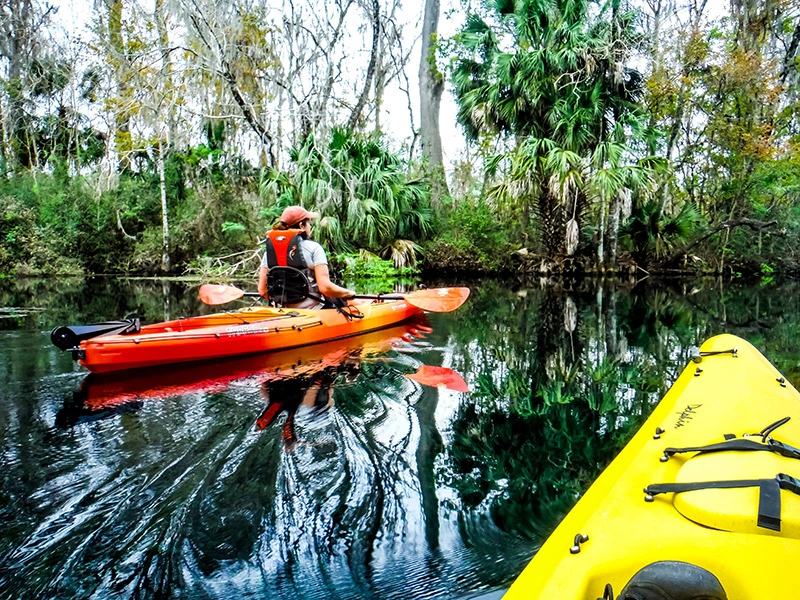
[56,321,432,429]
[69,320,431,410]
[60,299,421,374]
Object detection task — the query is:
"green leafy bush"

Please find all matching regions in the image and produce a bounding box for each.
[424,200,514,272]
[332,252,418,291]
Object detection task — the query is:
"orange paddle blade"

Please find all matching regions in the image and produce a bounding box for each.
[199,284,246,305]
[404,287,470,313]
[405,365,469,392]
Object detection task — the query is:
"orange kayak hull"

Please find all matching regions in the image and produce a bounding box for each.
[79,300,421,373]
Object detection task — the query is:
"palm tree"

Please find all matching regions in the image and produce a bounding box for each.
[260,127,432,264]
[452,0,656,269]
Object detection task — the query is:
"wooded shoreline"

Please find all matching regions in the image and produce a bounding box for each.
[0,1,797,282]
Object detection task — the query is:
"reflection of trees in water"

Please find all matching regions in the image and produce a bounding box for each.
[442,280,705,545]
[0,277,210,332]
[2,355,432,598]
[10,277,800,596]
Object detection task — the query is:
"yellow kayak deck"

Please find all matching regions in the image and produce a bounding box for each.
[506,334,800,599]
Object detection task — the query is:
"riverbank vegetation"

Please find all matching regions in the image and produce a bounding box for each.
[0,0,798,279]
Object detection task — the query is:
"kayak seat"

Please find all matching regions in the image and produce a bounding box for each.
[605,560,727,600]
[670,450,800,537]
[267,266,315,306]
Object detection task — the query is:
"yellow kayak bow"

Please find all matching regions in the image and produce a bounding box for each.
[506,334,800,599]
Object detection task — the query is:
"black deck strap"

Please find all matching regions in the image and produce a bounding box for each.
[700,347,738,358]
[339,305,364,321]
[663,437,800,461]
[663,416,798,460]
[325,298,364,321]
[644,473,800,532]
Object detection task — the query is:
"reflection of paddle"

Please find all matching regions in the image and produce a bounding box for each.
[199,283,470,313]
[406,365,469,392]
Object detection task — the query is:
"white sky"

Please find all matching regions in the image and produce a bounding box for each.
[50,0,469,170]
[48,0,728,172]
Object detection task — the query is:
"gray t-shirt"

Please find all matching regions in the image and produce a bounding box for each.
[261,238,328,309]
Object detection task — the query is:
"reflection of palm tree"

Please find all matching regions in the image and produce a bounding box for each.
[445,284,672,544]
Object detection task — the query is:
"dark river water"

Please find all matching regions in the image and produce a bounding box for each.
[2,276,800,599]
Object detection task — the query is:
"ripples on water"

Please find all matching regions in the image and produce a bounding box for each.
[0,281,534,599]
[7,277,797,599]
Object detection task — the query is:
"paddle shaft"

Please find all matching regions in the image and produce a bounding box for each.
[199,283,469,312]
[241,291,410,301]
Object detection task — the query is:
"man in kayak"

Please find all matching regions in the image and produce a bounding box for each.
[258,205,356,309]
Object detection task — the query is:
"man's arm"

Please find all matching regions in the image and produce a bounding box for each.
[258,266,269,298]
[313,264,355,299]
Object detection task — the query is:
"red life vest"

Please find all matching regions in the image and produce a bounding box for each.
[264,229,320,306]
[264,229,308,269]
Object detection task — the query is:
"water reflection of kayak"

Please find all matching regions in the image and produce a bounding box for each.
[57,320,433,427]
[506,334,800,599]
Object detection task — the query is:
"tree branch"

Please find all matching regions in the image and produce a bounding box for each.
[347,0,379,129]
[678,218,778,256]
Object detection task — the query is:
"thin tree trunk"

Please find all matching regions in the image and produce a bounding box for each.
[1,0,39,169]
[374,29,385,133]
[186,7,277,166]
[108,0,132,172]
[606,192,622,270]
[158,138,170,272]
[597,194,607,271]
[155,0,176,148]
[604,283,618,359]
[348,0,380,129]
[312,0,354,131]
[0,94,6,175]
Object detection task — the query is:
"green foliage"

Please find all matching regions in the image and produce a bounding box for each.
[449,0,658,263]
[333,251,418,291]
[426,199,514,271]
[0,0,798,277]
[0,135,263,275]
[621,201,702,264]
[260,127,433,256]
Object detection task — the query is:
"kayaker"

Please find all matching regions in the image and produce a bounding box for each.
[258,205,356,309]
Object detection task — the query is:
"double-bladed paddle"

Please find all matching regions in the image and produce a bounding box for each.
[198,283,470,313]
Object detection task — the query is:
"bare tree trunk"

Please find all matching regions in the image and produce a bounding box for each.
[605,192,622,270]
[374,26,385,133]
[348,0,380,130]
[158,138,170,272]
[108,0,132,172]
[0,0,53,169]
[155,0,177,148]
[0,93,6,174]
[597,194,607,271]
[185,1,277,166]
[645,0,668,156]
[311,0,354,131]
[419,0,448,207]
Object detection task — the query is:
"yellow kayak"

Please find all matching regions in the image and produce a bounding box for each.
[506,334,800,599]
